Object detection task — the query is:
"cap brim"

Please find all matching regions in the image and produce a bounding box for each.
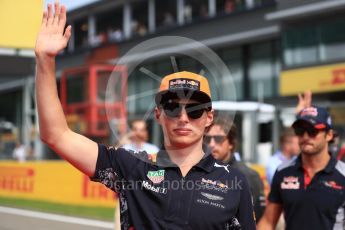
[292,118,327,130]
[155,89,212,108]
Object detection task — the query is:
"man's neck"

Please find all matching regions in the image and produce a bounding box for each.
[280,150,292,160]
[131,140,145,148]
[302,148,330,178]
[164,139,204,176]
[222,153,233,165]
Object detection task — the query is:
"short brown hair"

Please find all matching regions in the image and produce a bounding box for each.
[280,128,296,145]
[130,119,147,129]
[209,117,237,153]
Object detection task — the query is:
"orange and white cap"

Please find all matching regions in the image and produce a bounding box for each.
[155,71,212,108]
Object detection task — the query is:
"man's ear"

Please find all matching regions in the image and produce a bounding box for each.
[326,129,334,142]
[154,107,162,125]
[205,109,214,128]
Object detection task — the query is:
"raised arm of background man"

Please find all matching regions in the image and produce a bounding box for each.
[35,2,98,176]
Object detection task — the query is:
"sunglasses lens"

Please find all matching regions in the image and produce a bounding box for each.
[294,127,319,137]
[162,102,182,118]
[307,128,319,137]
[185,103,206,119]
[162,103,206,119]
[294,127,304,136]
[204,135,226,144]
[204,136,211,144]
[214,136,226,143]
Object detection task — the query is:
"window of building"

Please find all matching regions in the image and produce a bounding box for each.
[156,0,177,29]
[248,41,279,99]
[283,17,345,67]
[184,0,209,23]
[127,72,137,114]
[177,55,200,73]
[319,18,345,61]
[96,8,123,43]
[127,64,157,114]
[283,26,318,67]
[217,0,245,15]
[220,47,244,100]
[132,1,149,37]
[66,73,89,104]
[154,59,173,79]
[74,18,89,49]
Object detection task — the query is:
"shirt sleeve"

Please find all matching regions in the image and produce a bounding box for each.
[236,174,256,230]
[90,143,149,193]
[251,172,266,222]
[268,170,282,204]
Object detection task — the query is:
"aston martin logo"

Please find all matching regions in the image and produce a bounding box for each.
[201,192,224,201]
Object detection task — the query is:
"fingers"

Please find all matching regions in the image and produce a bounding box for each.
[304,90,312,107]
[63,25,72,43]
[58,5,67,34]
[53,1,61,26]
[47,3,54,26]
[41,11,48,28]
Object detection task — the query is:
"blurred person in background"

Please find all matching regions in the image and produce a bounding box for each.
[121,119,159,155]
[258,106,345,230]
[34,3,255,228]
[205,117,266,221]
[266,128,300,185]
[329,130,340,158]
[12,141,26,162]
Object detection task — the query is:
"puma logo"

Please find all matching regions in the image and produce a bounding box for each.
[214,163,230,173]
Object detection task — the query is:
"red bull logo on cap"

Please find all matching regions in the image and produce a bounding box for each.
[169,78,200,91]
[300,107,318,117]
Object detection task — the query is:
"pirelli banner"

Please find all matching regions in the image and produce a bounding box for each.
[0,161,116,207]
[280,62,345,96]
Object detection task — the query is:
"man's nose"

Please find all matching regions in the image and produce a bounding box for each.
[208,137,216,148]
[178,107,189,122]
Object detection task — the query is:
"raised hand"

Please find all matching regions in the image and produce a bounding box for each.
[35,2,71,57]
[296,90,312,114]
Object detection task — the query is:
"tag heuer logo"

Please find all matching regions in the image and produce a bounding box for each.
[147,170,165,184]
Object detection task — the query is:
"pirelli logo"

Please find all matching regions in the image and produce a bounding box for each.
[0,166,35,193]
[82,175,116,201]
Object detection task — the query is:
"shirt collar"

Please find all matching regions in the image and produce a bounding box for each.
[155,144,215,173]
[295,153,337,174]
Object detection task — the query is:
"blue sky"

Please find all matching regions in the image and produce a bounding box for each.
[44,0,100,11]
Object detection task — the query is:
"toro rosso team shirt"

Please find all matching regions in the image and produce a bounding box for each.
[91,144,256,230]
[269,155,345,230]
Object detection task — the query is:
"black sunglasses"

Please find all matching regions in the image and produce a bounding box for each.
[204,135,227,144]
[293,126,325,137]
[161,102,208,119]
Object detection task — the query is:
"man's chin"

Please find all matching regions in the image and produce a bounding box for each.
[211,152,220,160]
[166,137,199,150]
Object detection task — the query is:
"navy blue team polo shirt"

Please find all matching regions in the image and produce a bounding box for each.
[91,144,256,230]
[269,155,345,230]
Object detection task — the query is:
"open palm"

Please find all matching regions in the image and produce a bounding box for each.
[35,2,71,57]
